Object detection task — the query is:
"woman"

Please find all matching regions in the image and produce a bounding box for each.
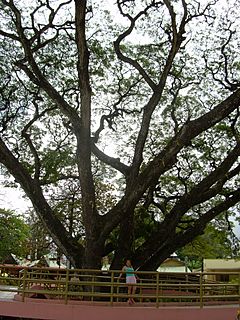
[119,259,138,304]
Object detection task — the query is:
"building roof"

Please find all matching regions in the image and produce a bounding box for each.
[203,259,240,270]
[161,258,185,267]
[157,265,191,273]
[157,257,191,273]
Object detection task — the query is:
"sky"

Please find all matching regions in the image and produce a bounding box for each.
[0,185,30,213]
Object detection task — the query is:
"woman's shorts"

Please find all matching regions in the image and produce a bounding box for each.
[126,276,136,284]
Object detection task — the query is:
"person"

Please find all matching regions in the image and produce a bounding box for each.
[236,309,240,320]
[118,259,139,304]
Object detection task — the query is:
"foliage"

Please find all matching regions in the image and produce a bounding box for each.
[177,221,239,270]
[25,211,52,260]
[0,208,30,262]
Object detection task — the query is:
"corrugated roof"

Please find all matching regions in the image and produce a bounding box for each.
[203,259,240,270]
[157,266,191,272]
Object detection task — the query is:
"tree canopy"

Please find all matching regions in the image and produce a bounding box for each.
[0,0,239,270]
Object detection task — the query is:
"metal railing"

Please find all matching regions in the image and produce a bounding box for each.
[0,265,239,308]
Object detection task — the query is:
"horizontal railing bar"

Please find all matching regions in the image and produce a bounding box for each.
[17,290,239,301]
[14,280,239,289]
[0,288,19,293]
[2,265,239,275]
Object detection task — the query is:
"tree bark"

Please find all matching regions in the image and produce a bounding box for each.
[111,208,135,269]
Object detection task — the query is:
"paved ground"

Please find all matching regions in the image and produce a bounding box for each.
[0,299,239,320]
[0,285,18,300]
[0,286,239,320]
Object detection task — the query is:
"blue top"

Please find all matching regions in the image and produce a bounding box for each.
[124,266,135,277]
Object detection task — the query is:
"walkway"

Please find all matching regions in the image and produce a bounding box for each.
[0,300,238,320]
[0,290,238,320]
[0,285,17,300]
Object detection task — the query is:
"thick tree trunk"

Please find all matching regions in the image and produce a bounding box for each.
[83,241,103,269]
[111,209,135,269]
[74,0,103,270]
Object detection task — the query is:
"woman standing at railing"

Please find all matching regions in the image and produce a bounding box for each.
[118,259,139,305]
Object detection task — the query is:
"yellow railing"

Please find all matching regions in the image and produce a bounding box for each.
[0,265,239,308]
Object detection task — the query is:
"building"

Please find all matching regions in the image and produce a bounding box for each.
[203,259,240,282]
[157,255,191,273]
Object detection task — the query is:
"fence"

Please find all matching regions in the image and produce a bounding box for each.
[0,265,239,308]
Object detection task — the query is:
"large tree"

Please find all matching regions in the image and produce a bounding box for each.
[0,0,239,270]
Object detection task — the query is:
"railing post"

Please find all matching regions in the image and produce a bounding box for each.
[21,268,27,302]
[199,272,203,308]
[17,269,21,294]
[110,271,114,306]
[116,274,120,303]
[238,272,240,306]
[91,273,94,302]
[64,269,69,304]
[156,272,159,308]
[139,278,143,303]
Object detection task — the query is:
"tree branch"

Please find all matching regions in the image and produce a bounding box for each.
[115,1,160,91]
[134,187,240,270]
[0,136,83,267]
[137,88,240,198]
[100,89,240,240]
[91,142,130,176]
[128,1,188,178]
[21,98,56,180]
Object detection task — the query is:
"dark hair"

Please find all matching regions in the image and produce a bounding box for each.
[124,258,132,264]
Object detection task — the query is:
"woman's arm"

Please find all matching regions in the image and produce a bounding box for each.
[118,266,125,279]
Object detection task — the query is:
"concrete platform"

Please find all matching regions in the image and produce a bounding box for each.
[0,286,239,320]
[0,298,239,320]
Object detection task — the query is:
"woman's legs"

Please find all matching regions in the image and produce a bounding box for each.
[127,285,136,304]
[131,285,136,303]
[127,285,132,304]
[126,277,137,304]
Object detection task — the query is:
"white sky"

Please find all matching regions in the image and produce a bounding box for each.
[0,183,30,213]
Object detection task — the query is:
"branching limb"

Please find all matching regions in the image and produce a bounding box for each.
[0,136,84,266]
[136,88,240,196]
[0,29,19,41]
[91,142,130,176]
[204,27,240,92]
[129,1,188,177]
[162,141,240,229]
[115,0,159,91]
[2,0,80,128]
[21,97,56,180]
[133,186,240,270]
[93,75,142,143]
